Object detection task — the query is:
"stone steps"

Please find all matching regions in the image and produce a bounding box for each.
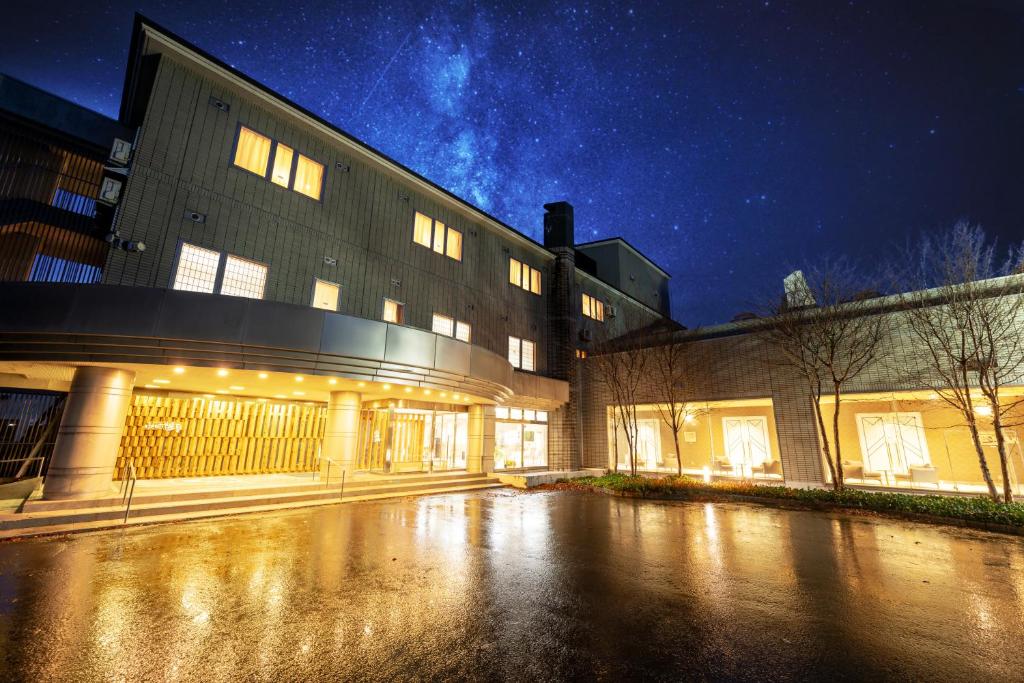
[0,474,504,540]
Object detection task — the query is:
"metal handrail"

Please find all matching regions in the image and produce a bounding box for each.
[316,456,347,502]
[122,462,138,524]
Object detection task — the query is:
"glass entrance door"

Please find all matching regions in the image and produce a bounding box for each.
[357,406,467,473]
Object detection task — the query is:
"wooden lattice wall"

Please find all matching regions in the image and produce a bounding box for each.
[116,394,326,480]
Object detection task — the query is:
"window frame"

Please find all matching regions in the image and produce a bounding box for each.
[509,257,541,295]
[583,293,605,321]
[170,240,268,300]
[311,278,341,312]
[229,122,325,202]
[411,210,462,262]
[432,312,472,343]
[508,335,537,372]
[382,297,405,324]
[220,253,269,300]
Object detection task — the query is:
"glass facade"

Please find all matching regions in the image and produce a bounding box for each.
[494,407,548,469]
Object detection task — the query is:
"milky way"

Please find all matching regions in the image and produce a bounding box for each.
[3,1,1022,324]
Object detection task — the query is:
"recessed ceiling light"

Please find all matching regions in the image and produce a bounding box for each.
[216,389,228,394]
[258,372,269,379]
[440,392,447,398]
[293,391,305,396]
[357,381,366,387]
[144,384,158,389]
[173,367,185,374]
[152,378,170,384]
[256,398,268,402]
[328,378,337,385]
[229,385,245,391]
[274,394,286,399]
[424,389,432,395]
[453,394,460,400]
[217,369,229,377]
[295,376,304,382]
[403,387,412,393]
[382,384,391,390]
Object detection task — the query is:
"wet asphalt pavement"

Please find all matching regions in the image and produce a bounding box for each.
[1,489,1023,682]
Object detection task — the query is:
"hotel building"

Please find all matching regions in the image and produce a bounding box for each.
[1,16,1021,524]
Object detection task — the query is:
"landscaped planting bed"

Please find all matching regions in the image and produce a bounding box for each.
[552,473,1024,534]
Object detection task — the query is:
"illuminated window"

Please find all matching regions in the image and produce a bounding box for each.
[270,144,293,187]
[509,258,541,294]
[312,279,340,311]
[232,126,322,200]
[412,212,462,262]
[220,255,267,299]
[508,336,536,371]
[383,298,404,324]
[446,227,463,261]
[294,155,323,200]
[495,407,510,419]
[233,126,271,176]
[414,212,433,248]
[576,349,588,359]
[495,406,549,470]
[583,293,604,321]
[172,243,220,293]
[433,313,472,342]
[432,313,455,337]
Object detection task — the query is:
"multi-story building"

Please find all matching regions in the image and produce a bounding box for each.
[2,16,1018,515]
[0,17,668,502]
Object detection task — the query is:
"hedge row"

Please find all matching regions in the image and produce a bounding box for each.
[561,473,1024,528]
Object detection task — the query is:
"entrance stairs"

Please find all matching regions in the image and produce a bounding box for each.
[0,471,504,540]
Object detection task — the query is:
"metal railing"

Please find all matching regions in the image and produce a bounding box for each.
[121,461,138,524]
[316,456,347,502]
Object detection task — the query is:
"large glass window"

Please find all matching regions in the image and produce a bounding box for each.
[220,255,268,299]
[172,243,221,293]
[495,407,549,469]
[233,126,272,176]
[432,313,455,337]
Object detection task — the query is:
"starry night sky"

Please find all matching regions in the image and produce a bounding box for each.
[2,1,1022,324]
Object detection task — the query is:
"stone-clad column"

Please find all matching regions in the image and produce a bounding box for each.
[467,404,495,474]
[323,391,362,474]
[44,366,135,500]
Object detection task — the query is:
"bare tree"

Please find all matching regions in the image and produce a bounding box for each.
[900,222,1024,502]
[764,262,889,490]
[588,312,650,476]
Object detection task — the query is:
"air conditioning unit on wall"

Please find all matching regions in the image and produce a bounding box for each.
[605,305,617,318]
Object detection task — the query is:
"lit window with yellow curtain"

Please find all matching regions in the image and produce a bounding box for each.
[445,228,462,261]
[432,220,446,253]
[583,293,604,321]
[530,268,541,294]
[509,258,522,286]
[414,212,433,247]
[270,144,294,187]
[383,298,404,324]
[233,126,271,176]
[294,154,323,200]
[509,257,541,295]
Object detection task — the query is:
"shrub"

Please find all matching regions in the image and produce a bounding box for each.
[559,473,1024,528]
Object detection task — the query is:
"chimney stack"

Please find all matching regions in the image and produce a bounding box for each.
[543,201,574,249]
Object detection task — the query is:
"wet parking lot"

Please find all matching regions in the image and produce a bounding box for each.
[1,489,1023,681]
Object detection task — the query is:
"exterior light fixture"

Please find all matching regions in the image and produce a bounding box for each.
[328,378,337,385]
[229,385,245,391]
[424,389,432,396]
[293,391,305,396]
[216,389,228,394]
[382,384,391,390]
[152,379,170,384]
[440,392,447,398]
[974,405,994,417]
[144,384,158,389]
[173,367,185,374]
[452,394,460,400]
[404,387,412,393]
[357,382,366,387]
[217,369,229,377]
[258,372,269,379]
[274,394,286,399]
[295,376,304,382]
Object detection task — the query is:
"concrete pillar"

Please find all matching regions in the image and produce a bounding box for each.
[44,366,135,500]
[467,404,495,474]
[323,391,361,474]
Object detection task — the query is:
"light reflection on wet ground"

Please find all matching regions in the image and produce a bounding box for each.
[1,489,1023,681]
